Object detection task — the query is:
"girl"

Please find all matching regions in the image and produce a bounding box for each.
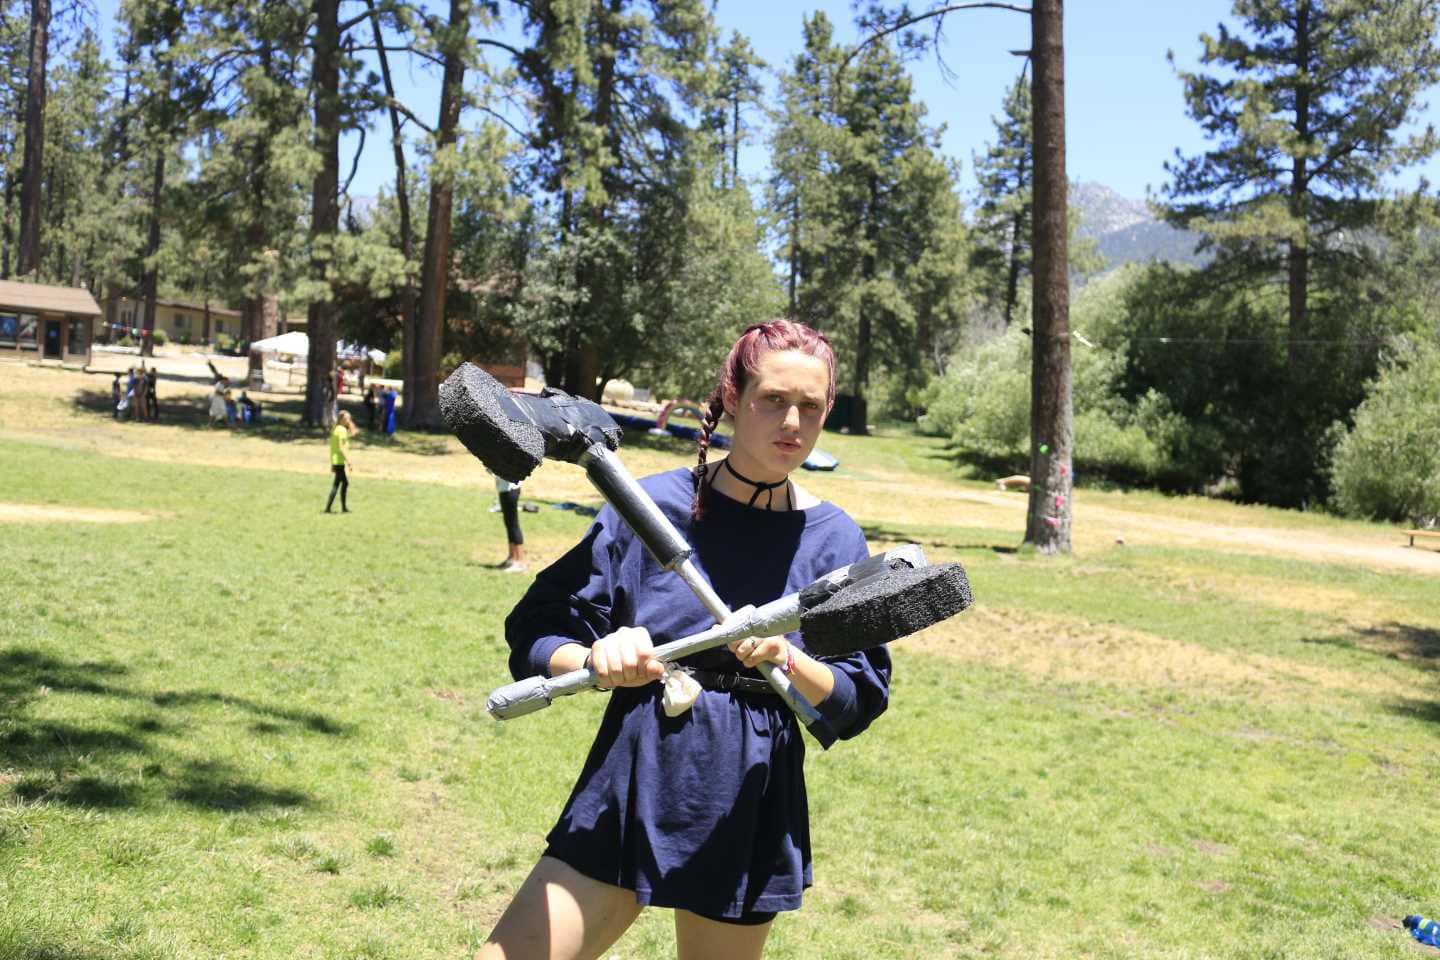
[326,411,357,513]
[481,320,890,960]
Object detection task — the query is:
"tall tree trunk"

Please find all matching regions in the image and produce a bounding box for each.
[304,0,341,427]
[848,173,880,435]
[409,0,469,428]
[1287,0,1311,372]
[1023,0,1072,554]
[17,0,50,277]
[730,94,740,192]
[139,151,165,358]
[368,0,416,407]
[787,194,799,317]
[1003,146,1028,327]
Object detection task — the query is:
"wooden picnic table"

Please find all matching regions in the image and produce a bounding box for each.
[1403,529,1440,550]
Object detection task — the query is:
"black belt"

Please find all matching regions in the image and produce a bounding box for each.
[680,668,778,696]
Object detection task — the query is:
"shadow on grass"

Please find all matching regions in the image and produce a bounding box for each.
[859,523,1018,555]
[0,648,336,812]
[70,387,452,456]
[1304,621,1440,665]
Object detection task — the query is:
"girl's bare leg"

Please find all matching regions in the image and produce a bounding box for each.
[673,909,773,960]
[477,856,643,960]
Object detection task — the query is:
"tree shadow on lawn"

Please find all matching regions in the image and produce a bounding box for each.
[69,387,451,455]
[0,648,344,812]
[859,523,1018,555]
[1304,622,1440,725]
[1303,622,1440,666]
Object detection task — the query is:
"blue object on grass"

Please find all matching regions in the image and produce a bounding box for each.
[802,448,839,471]
[1405,916,1440,948]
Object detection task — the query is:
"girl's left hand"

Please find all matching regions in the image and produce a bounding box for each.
[729,634,789,670]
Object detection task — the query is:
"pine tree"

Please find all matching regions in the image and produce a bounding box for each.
[768,12,963,434]
[1163,0,1440,504]
[971,75,1031,328]
[1166,0,1440,359]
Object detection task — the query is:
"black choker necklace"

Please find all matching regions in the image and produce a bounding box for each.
[722,458,790,511]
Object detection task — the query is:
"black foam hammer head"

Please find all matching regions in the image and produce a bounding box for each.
[799,562,973,657]
[440,362,622,483]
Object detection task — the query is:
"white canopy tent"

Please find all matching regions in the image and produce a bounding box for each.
[249,331,310,356]
[248,332,386,388]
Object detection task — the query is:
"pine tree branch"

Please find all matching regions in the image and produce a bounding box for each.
[341,125,366,197]
[845,3,1031,70]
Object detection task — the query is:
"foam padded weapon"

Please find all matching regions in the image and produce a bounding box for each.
[440,363,691,573]
[485,546,973,720]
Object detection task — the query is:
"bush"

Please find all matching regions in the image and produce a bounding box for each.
[1330,340,1440,526]
[215,333,236,353]
[151,329,168,347]
[383,348,403,380]
[118,335,135,348]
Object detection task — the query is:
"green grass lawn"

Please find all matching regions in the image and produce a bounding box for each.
[3,432,1439,959]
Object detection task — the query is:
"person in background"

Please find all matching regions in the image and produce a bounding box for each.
[111,373,122,420]
[496,475,527,573]
[382,385,398,435]
[145,367,159,421]
[127,366,143,422]
[364,383,378,430]
[325,410,358,513]
[239,391,262,425]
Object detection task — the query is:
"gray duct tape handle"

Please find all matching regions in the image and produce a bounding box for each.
[487,609,772,721]
[580,445,691,570]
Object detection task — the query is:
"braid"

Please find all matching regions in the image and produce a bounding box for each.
[691,393,725,521]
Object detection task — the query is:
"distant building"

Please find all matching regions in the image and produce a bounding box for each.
[0,280,101,365]
[100,295,306,345]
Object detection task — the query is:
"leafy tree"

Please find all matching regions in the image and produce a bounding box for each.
[502,0,714,399]
[703,30,765,192]
[1331,340,1440,525]
[1162,0,1440,504]
[769,12,966,434]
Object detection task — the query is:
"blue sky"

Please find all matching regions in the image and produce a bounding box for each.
[87,1,1440,203]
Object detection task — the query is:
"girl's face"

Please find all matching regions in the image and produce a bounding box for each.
[725,349,830,483]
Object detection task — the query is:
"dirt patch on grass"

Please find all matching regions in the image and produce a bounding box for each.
[0,501,156,524]
[909,605,1415,702]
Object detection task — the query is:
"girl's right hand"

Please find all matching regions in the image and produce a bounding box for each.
[588,626,666,690]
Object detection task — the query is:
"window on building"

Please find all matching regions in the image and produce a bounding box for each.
[18,315,37,350]
[0,314,15,348]
[174,313,191,332]
[216,319,226,334]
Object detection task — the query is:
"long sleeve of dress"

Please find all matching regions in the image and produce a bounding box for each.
[504,512,621,681]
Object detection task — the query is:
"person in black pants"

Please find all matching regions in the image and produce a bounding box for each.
[364,384,378,430]
[495,475,526,572]
[145,368,159,421]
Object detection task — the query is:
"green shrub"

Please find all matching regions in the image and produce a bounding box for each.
[118,335,135,348]
[383,349,403,380]
[917,266,1192,485]
[215,333,236,353]
[1330,340,1440,525]
[151,329,168,347]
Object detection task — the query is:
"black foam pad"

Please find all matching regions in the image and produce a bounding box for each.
[440,363,546,482]
[799,563,973,657]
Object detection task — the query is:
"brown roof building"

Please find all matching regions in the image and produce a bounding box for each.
[0,280,101,365]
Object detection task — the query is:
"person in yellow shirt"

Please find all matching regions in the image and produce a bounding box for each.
[325,411,358,514]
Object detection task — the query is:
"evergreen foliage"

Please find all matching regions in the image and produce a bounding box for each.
[1161,0,1440,505]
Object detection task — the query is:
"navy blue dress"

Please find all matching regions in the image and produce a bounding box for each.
[505,468,891,919]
